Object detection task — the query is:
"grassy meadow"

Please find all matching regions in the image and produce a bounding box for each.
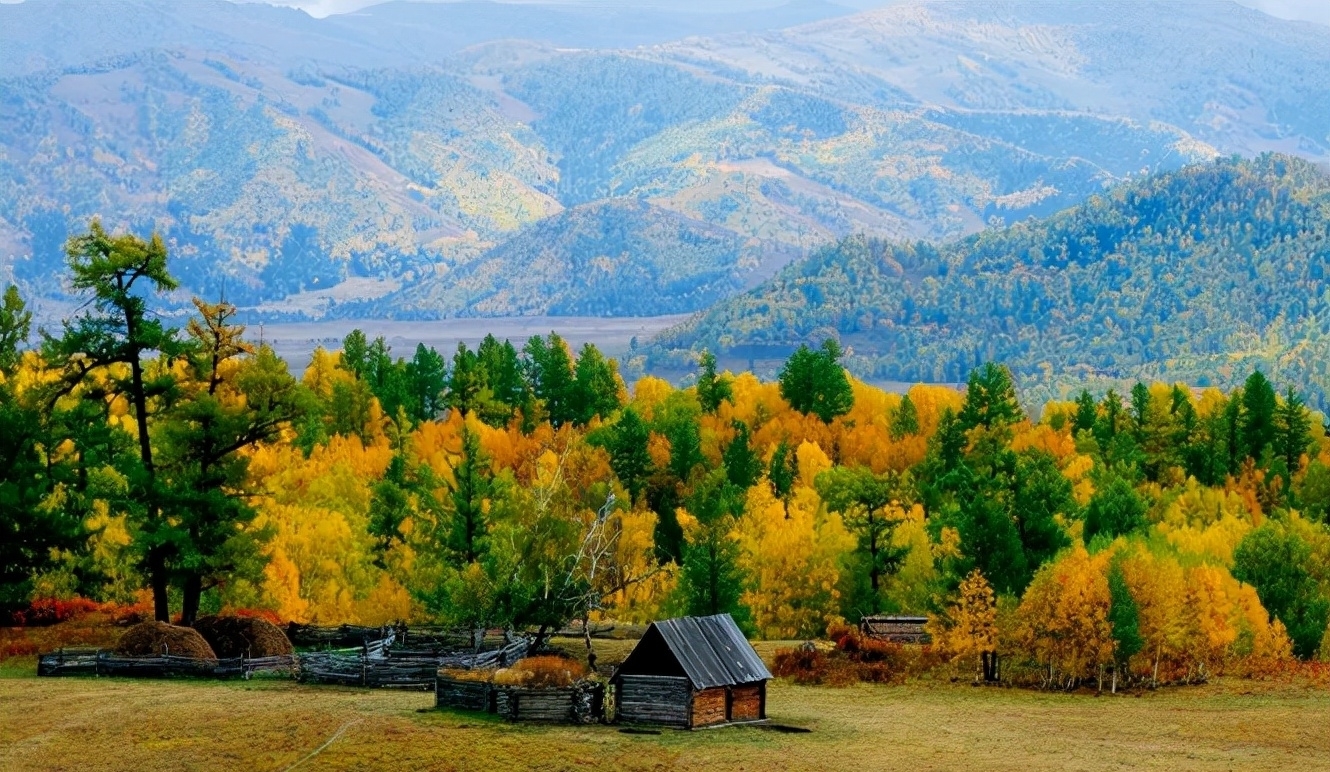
[3,637,1329,772]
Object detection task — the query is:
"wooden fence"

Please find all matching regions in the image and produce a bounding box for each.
[38,637,528,689]
[37,649,297,679]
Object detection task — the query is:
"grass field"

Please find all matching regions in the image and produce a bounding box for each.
[4,656,1330,772]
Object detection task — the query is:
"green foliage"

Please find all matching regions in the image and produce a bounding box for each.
[1242,371,1278,463]
[445,425,495,565]
[1083,475,1148,544]
[816,466,911,614]
[1233,523,1330,659]
[677,470,751,630]
[0,285,32,377]
[778,339,854,423]
[1107,560,1143,668]
[1073,390,1097,435]
[525,334,577,428]
[652,156,1330,407]
[696,350,732,415]
[1274,387,1313,480]
[768,440,798,508]
[0,377,88,613]
[1012,451,1075,569]
[890,393,920,440]
[1298,460,1330,524]
[723,421,763,489]
[605,407,652,503]
[959,363,1024,432]
[406,343,447,424]
[571,343,621,426]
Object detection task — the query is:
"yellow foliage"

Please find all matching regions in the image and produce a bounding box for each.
[631,376,675,422]
[930,569,997,681]
[796,441,832,488]
[1016,546,1115,685]
[1153,480,1255,564]
[735,482,853,639]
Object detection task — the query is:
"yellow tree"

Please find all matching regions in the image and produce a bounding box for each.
[1016,546,1115,690]
[735,480,852,639]
[930,569,998,683]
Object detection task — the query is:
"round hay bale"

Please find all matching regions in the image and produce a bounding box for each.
[193,615,293,658]
[114,621,217,660]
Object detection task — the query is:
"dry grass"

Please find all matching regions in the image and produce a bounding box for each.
[3,663,1330,771]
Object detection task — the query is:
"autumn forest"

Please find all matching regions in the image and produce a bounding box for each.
[4,221,1330,691]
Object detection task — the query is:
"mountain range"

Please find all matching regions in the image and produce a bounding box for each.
[4,0,1329,324]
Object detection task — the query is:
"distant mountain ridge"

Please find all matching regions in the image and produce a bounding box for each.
[1,0,1327,323]
[648,154,1330,406]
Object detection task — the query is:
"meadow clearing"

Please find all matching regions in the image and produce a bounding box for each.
[3,640,1329,772]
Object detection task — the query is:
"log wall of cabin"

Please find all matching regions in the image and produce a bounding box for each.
[691,687,729,727]
[616,675,691,727]
[730,683,764,721]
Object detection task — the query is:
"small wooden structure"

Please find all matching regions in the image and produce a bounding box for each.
[435,677,605,723]
[612,613,771,729]
[860,615,931,644]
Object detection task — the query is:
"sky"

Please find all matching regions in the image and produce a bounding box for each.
[1,0,1328,25]
[244,0,1330,24]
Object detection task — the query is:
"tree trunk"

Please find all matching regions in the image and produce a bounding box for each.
[1112,664,1117,694]
[149,547,170,623]
[181,574,202,628]
[1152,643,1161,688]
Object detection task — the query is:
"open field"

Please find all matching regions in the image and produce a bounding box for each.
[257,316,689,374]
[3,666,1330,772]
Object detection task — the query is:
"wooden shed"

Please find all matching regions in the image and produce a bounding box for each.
[611,613,771,729]
[860,615,931,644]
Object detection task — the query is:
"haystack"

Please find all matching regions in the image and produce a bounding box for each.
[193,615,294,658]
[114,621,217,660]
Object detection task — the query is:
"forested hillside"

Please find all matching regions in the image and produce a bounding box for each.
[5,226,1330,681]
[8,0,1330,321]
[651,155,1330,407]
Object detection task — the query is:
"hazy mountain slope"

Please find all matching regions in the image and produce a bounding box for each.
[387,198,796,317]
[2,0,1328,321]
[659,0,1330,161]
[0,0,856,76]
[649,155,1330,404]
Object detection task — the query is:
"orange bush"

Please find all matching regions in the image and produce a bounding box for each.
[772,647,830,684]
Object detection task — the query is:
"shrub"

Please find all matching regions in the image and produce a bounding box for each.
[7,598,103,627]
[772,646,829,685]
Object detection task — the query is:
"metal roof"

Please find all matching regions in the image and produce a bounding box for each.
[649,614,772,689]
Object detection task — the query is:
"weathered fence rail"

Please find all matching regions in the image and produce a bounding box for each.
[296,637,530,689]
[37,649,297,679]
[37,637,528,689]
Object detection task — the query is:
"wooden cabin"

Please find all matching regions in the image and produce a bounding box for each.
[860,615,931,644]
[612,613,771,729]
